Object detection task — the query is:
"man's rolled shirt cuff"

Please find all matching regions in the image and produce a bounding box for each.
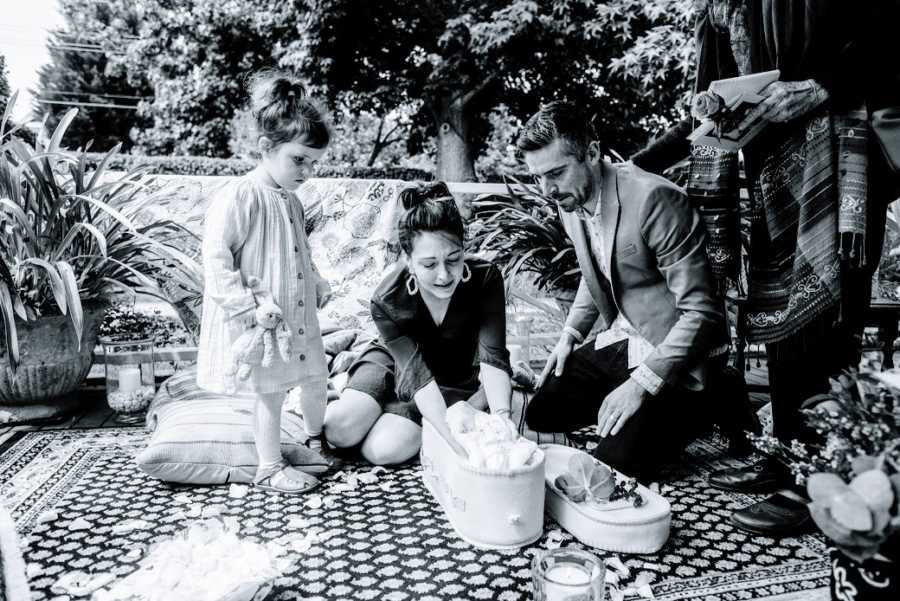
[563,326,585,344]
[630,363,664,396]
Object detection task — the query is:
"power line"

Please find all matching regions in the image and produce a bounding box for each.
[57,32,141,42]
[43,91,149,100]
[36,99,139,110]
[49,44,124,55]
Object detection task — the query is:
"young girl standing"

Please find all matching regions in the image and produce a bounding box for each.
[197,71,332,494]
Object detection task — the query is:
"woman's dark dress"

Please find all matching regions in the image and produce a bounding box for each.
[345,257,511,424]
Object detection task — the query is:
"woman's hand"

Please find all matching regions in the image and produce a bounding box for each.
[447,434,469,459]
[737,79,829,131]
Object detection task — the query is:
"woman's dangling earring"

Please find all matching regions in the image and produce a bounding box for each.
[406,272,419,295]
[460,262,471,283]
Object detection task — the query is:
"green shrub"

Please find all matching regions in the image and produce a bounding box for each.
[79,151,533,182]
[81,152,435,180]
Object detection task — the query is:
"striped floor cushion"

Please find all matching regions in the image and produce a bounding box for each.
[137,367,328,485]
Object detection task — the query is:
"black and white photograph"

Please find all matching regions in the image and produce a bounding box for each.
[0,1,899,600]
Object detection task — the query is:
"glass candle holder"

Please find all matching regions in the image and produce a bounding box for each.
[532,548,606,601]
[100,336,156,424]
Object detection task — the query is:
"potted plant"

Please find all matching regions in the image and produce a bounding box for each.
[0,94,201,423]
[750,368,900,600]
[470,178,580,300]
[470,179,580,338]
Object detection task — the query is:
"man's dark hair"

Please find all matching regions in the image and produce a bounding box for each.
[516,101,597,160]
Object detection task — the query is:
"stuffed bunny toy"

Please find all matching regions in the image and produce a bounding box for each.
[225,277,293,385]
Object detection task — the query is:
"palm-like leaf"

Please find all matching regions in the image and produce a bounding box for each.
[471,178,580,294]
[0,99,202,369]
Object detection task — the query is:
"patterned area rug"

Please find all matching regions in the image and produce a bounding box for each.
[0,428,829,601]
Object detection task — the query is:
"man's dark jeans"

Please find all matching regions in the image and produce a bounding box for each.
[525,340,735,481]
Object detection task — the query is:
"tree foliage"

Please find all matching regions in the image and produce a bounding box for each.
[93,0,696,177]
[281,0,696,180]
[99,0,301,157]
[33,0,149,152]
[0,54,9,117]
[230,100,414,168]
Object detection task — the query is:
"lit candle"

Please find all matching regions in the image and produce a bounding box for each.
[118,366,142,393]
[543,563,591,601]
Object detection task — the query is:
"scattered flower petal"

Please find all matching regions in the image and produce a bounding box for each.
[52,571,115,596]
[228,484,249,499]
[357,471,379,484]
[545,528,565,549]
[97,518,280,601]
[69,517,92,531]
[201,505,226,518]
[111,519,150,535]
[287,515,309,529]
[275,556,295,573]
[287,516,309,529]
[608,585,625,601]
[36,510,58,525]
[605,556,631,579]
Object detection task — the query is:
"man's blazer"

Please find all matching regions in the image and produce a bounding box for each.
[560,160,729,391]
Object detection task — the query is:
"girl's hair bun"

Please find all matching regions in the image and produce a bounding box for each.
[247,69,330,149]
[269,78,307,105]
[399,181,453,210]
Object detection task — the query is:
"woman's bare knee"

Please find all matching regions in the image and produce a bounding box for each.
[361,414,421,465]
[323,389,381,448]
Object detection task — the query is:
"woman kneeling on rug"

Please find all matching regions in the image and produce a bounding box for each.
[323,182,514,464]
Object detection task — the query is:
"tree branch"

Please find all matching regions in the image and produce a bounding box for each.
[452,75,495,109]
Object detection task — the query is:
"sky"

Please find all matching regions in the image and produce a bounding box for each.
[0,1,66,121]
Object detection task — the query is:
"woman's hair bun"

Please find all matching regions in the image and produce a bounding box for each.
[397,181,464,255]
[399,181,452,210]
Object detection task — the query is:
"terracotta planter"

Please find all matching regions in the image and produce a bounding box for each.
[0,308,104,423]
[830,547,898,601]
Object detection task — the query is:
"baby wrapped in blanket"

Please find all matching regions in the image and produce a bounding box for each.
[445,403,539,470]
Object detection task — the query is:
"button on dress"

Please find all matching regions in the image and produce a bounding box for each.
[197,169,329,394]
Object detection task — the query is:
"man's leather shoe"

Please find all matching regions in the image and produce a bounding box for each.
[730,490,812,538]
[708,458,787,493]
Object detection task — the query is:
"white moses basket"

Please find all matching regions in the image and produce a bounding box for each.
[541,444,671,554]
[420,418,546,549]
